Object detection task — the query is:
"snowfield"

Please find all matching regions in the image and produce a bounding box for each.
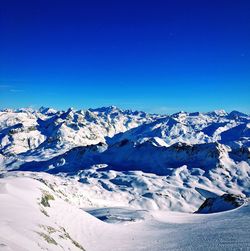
[0,175,249,251]
[0,107,249,250]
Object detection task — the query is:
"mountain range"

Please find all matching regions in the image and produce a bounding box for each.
[0,106,249,250]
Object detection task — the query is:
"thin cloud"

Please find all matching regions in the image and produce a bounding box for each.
[10,89,24,93]
[0,84,12,88]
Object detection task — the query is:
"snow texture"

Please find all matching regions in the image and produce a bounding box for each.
[0,107,249,250]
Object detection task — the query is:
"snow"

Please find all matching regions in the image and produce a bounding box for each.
[0,107,250,250]
[0,175,249,251]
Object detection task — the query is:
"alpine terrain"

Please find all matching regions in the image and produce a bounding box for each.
[0,106,249,251]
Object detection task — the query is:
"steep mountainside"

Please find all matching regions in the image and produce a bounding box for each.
[0,107,249,208]
[0,107,250,251]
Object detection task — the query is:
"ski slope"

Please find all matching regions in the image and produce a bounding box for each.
[0,176,249,251]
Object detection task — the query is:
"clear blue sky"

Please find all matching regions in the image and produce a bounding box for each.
[0,0,249,113]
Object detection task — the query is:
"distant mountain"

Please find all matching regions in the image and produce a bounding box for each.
[0,107,250,250]
[0,106,158,155]
[0,107,249,212]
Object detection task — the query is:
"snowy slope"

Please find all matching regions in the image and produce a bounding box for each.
[0,174,249,251]
[2,107,249,157]
[0,107,250,250]
[0,107,157,155]
[0,107,249,208]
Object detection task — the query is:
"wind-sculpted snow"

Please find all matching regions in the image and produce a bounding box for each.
[0,173,249,251]
[0,107,250,250]
[0,107,250,212]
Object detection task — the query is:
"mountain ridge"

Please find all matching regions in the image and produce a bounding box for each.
[0,106,249,212]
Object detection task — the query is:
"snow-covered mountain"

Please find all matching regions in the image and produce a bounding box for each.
[0,106,157,155]
[1,107,249,197]
[0,107,249,250]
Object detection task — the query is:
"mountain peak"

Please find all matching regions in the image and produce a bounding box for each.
[89,105,121,114]
[39,106,57,115]
[228,110,248,118]
[209,110,227,116]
